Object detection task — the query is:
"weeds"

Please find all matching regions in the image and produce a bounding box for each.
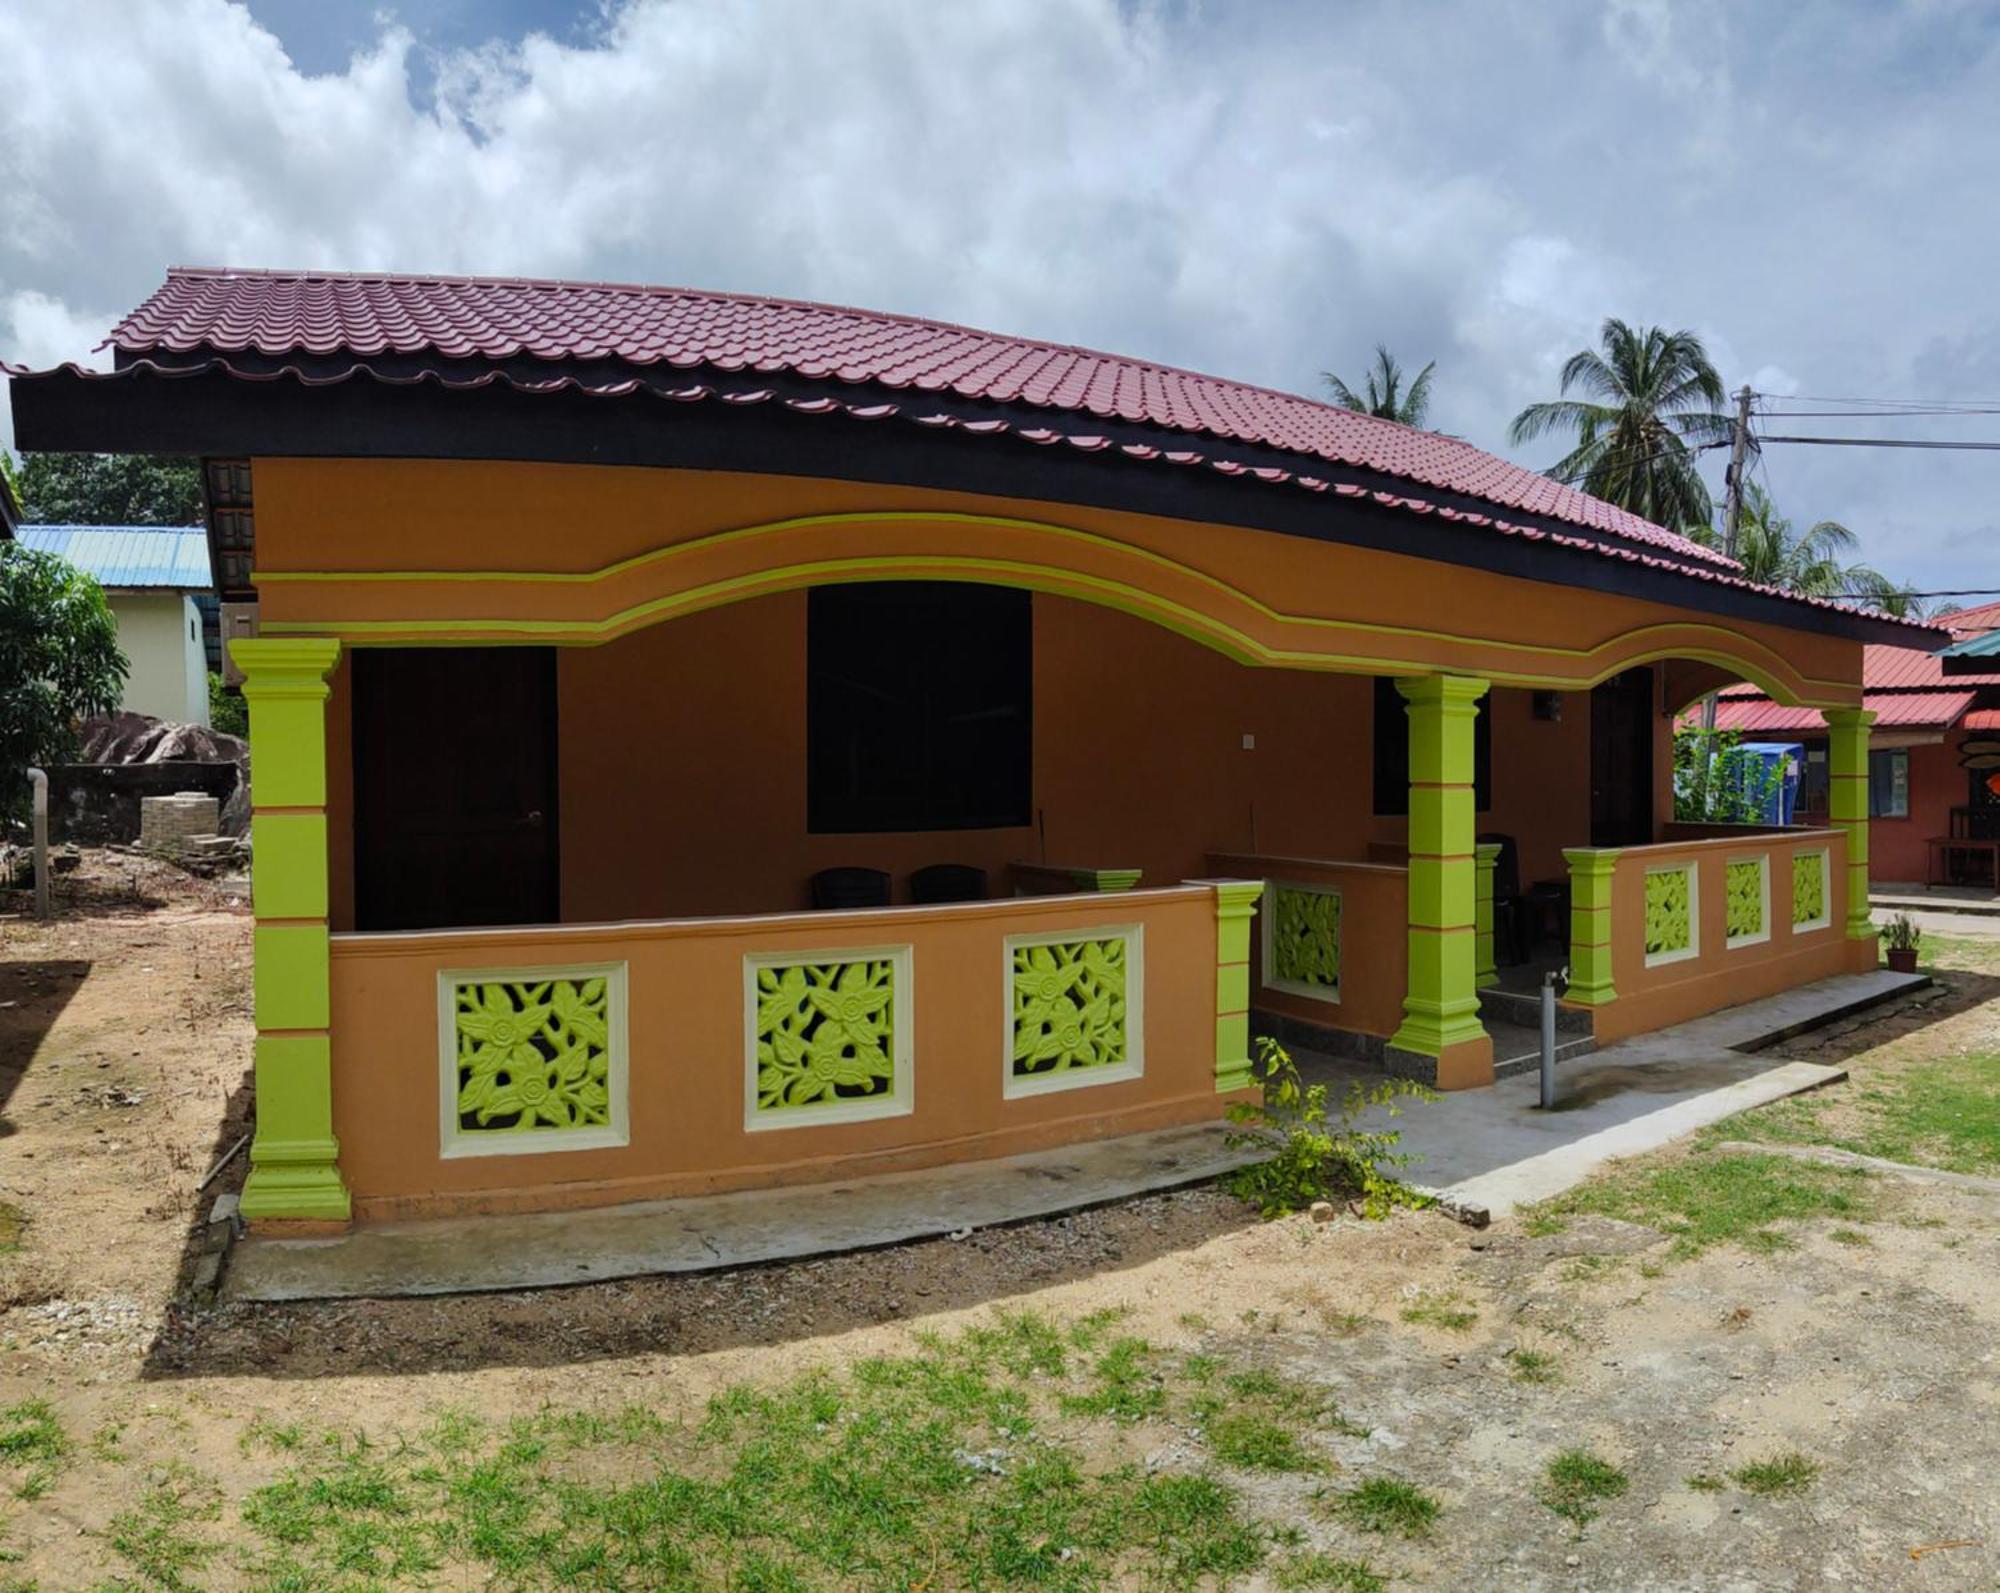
[1329,1476,1441,1539]
[1227,1038,1436,1218]
[1539,1448,1628,1529]
[1733,1451,1820,1495]
[1505,1348,1560,1385]
[1399,1290,1478,1333]
[1274,1550,1387,1590]
[0,1400,67,1501]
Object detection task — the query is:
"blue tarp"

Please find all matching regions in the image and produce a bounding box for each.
[1734,742,1803,826]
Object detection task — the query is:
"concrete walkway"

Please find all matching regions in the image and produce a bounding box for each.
[1872,884,2000,921]
[1872,903,2000,940]
[225,967,1928,1302]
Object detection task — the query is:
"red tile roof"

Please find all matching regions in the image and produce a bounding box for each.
[106,267,1742,571]
[1709,691,1979,734]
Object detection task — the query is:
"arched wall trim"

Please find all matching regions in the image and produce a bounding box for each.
[256,508,1850,706]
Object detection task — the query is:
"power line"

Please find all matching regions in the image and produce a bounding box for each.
[1760,434,2000,451]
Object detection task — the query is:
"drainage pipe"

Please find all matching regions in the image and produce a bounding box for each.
[26,767,49,920]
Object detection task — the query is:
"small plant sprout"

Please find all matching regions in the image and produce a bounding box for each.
[1732,1451,1820,1495]
[1329,1476,1442,1539]
[1226,1038,1437,1219]
[1881,913,1921,954]
[1540,1448,1629,1529]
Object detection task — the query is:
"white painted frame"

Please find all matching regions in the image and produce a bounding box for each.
[1643,864,1702,969]
[1259,879,1343,1005]
[1724,854,1773,950]
[1791,847,1833,934]
[437,961,630,1160]
[743,944,915,1132]
[1002,923,1146,1100]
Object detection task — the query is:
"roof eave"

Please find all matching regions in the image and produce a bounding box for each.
[8,361,1941,651]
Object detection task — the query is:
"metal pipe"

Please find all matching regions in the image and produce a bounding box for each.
[1538,967,1560,1110]
[26,767,49,920]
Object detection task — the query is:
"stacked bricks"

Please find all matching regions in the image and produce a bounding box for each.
[139,791,222,858]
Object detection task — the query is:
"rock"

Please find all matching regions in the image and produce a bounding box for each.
[1309,1201,1337,1223]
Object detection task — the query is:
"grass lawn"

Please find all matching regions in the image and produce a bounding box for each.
[12,1311,1397,1591]
[1528,932,2000,1250]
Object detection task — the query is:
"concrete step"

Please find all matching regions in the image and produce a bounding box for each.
[1487,1018,1596,1081]
[1479,984,1594,1036]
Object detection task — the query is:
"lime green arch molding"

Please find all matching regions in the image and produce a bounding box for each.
[256,508,1860,705]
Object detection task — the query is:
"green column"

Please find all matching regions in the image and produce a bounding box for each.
[1473,841,1501,990]
[233,636,350,1224]
[1825,706,1876,941]
[1390,675,1490,1059]
[1211,880,1264,1093]
[1562,848,1620,1005]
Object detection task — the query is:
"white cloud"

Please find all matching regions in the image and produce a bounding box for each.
[2,0,1998,593]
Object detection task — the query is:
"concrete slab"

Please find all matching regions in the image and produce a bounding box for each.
[1320,968,1926,1217]
[226,967,1930,1301]
[224,1121,1258,1303]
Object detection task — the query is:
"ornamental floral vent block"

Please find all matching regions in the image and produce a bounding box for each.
[440,965,628,1157]
[1266,882,1340,1000]
[1006,928,1143,1096]
[1793,850,1829,929]
[1726,858,1768,946]
[747,950,912,1127]
[1644,866,1696,963]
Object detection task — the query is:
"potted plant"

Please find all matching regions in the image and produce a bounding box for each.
[1882,913,1922,974]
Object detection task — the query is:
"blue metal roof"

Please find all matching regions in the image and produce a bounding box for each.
[13,525,212,590]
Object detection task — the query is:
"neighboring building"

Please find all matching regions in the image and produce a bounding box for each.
[9,267,1943,1231]
[14,525,214,726]
[1705,602,2000,885]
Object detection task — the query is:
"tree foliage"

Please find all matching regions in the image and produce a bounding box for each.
[1508,319,1731,530]
[14,451,203,525]
[1673,726,1785,824]
[0,543,128,820]
[1324,345,1437,428]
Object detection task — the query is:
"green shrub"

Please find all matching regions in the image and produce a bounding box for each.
[1226,1039,1435,1218]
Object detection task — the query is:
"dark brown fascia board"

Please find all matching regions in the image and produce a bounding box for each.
[9,361,1933,649]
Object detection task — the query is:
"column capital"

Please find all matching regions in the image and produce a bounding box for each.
[1823,705,1877,732]
[1394,673,1491,707]
[231,636,341,699]
[1562,846,1623,878]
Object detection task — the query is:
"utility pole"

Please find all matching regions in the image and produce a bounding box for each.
[1700,386,1757,738]
[1720,384,1755,559]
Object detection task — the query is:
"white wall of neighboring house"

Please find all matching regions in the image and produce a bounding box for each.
[110,591,210,727]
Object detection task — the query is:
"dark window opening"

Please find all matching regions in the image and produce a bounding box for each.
[1371,676,1492,815]
[352,647,560,931]
[808,582,1032,834]
[1868,747,1909,819]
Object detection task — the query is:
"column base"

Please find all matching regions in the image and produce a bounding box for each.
[240,1137,352,1224]
[1384,1032,1494,1091]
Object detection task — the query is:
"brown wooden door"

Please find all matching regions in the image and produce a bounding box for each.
[1590,666,1655,848]
[352,647,559,931]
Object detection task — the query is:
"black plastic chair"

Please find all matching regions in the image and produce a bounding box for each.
[909,864,988,904]
[1477,832,1533,966]
[809,867,891,910]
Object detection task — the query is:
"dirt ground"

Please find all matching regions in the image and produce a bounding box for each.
[4,856,2000,1588]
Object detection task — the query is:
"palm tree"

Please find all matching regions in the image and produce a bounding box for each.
[1684,484,1913,610]
[1324,346,1436,428]
[1508,319,1733,529]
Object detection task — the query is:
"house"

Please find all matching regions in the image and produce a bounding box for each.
[13,524,215,727]
[1703,602,2000,887]
[6,267,1941,1230]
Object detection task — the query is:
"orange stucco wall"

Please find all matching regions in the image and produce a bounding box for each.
[1582,829,1871,1045]
[1207,852,1411,1041]
[247,458,1867,706]
[318,588,1595,931]
[328,886,1232,1220]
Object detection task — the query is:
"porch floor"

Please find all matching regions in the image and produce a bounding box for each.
[224,968,1929,1302]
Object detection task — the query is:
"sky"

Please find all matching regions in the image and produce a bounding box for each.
[3,0,1999,597]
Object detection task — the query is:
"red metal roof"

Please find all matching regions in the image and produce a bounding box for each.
[1967,709,2000,731]
[104,267,1742,570]
[1943,599,2000,634]
[1862,643,2000,690]
[1709,691,1978,734]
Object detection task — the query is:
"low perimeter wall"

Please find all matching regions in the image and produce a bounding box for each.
[327,885,1240,1221]
[1569,827,1873,1045]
